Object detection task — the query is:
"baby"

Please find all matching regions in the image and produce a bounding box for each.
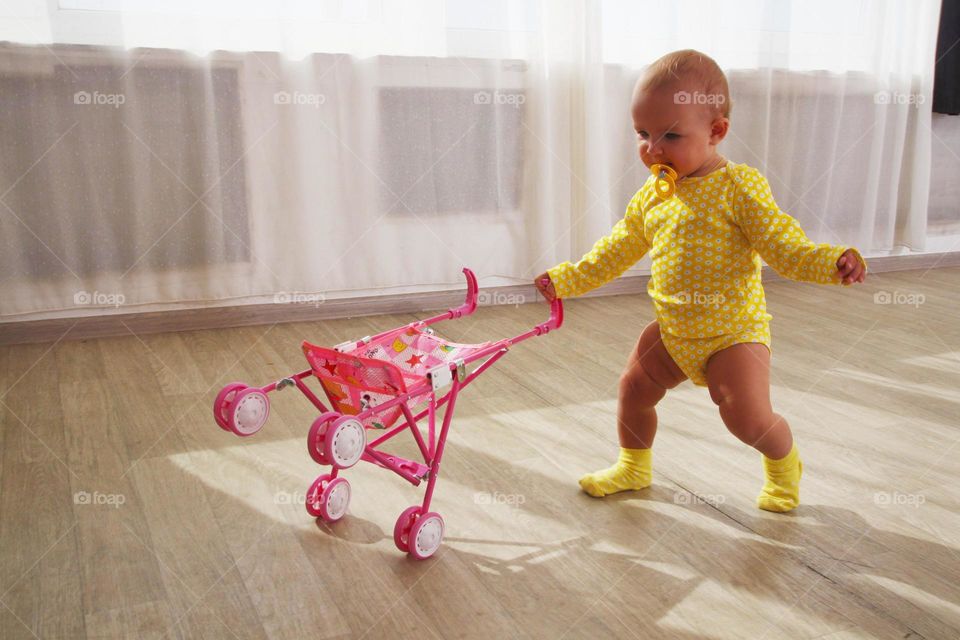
[534,49,866,512]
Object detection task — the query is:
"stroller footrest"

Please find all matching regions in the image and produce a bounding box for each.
[361,451,430,483]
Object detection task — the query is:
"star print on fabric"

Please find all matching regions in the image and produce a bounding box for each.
[405,354,423,367]
[321,360,338,376]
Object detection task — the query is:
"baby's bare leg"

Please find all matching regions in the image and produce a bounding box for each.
[706,343,802,512]
[618,320,687,448]
[580,320,685,497]
[705,342,791,458]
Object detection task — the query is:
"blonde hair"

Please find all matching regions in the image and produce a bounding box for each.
[639,49,731,118]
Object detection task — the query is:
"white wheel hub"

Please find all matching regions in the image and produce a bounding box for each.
[325,481,350,520]
[414,516,444,557]
[233,391,268,435]
[329,418,365,467]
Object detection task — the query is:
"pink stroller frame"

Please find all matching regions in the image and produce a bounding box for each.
[213,268,563,559]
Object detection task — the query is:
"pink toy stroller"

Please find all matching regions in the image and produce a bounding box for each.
[212,268,563,559]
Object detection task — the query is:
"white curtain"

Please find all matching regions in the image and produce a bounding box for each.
[0,0,942,321]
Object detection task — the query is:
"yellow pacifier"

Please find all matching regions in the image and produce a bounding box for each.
[651,163,677,199]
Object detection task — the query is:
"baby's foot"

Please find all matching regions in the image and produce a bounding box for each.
[757,444,802,512]
[579,447,651,497]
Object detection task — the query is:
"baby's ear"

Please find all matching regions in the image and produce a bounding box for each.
[710,116,730,144]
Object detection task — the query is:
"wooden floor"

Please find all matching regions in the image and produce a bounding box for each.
[1,266,958,639]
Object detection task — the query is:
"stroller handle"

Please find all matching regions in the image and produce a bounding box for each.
[467,294,562,359]
[450,268,563,337]
[403,267,563,348]
[535,277,563,334]
[447,267,478,319]
[449,268,563,335]
[539,296,564,334]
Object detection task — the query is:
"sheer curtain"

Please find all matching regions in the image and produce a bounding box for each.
[0,0,942,321]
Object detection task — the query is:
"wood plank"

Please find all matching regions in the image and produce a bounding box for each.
[0,266,957,638]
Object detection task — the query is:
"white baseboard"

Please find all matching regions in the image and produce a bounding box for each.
[1,251,958,346]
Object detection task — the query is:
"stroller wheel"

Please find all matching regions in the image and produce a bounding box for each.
[307,412,342,465]
[306,474,350,522]
[324,416,366,469]
[305,474,330,517]
[408,511,444,560]
[213,382,246,430]
[227,387,270,437]
[393,506,422,552]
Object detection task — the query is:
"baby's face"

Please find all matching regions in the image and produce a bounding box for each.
[631,81,728,179]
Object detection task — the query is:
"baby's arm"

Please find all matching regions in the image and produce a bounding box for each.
[732,170,867,285]
[538,194,651,299]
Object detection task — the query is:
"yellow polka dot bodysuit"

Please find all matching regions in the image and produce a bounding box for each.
[547,162,866,386]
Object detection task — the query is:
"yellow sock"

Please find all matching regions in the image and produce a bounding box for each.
[579,447,652,498]
[757,443,802,512]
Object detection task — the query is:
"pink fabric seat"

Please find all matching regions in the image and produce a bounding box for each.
[302,327,491,429]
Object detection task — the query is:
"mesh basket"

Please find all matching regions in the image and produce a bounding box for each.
[302,327,490,429]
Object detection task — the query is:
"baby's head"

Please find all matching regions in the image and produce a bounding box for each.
[632,50,730,179]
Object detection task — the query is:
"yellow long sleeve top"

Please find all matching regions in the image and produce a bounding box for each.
[547,162,866,339]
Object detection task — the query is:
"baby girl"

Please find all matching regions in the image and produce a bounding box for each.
[534,49,866,512]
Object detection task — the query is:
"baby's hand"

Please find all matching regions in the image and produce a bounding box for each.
[837,249,866,285]
[534,272,558,302]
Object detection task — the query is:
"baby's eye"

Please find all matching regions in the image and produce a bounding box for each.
[636,131,649,139]
[665,133,681,140]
